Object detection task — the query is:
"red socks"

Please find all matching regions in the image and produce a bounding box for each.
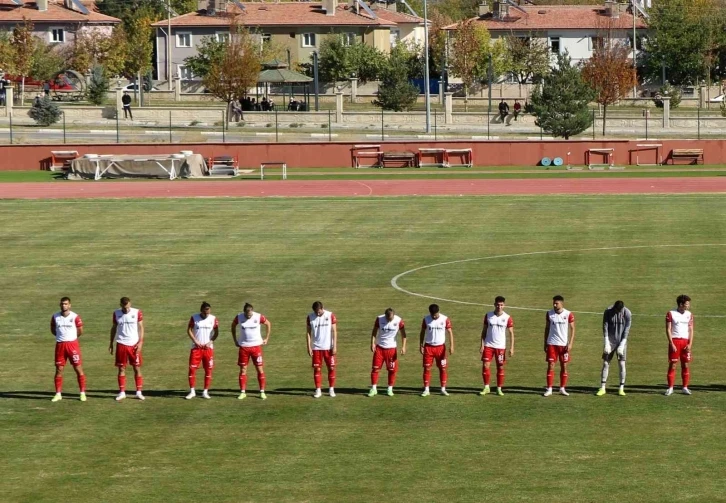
[682,368,690,387]
[483,366,491,386]
[371,370,379,386]
[440,369,447,387]
[118,375,126,392]
[77,374,86,393]
[560,371,568,388]
[313,368,322,389]
[257,370,266,391]
[134,376,143,391]
[423,368,431,387]
[328,368,336,388]
[387,369,396,387]
[204,373,212,390]
[239,373,247,391]
[496,367,505,388]
[54,376,62,393]
[546,370,554,388]
[188,370,196,389]
[667,367,676,388]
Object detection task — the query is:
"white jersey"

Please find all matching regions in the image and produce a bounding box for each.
[51,311,83,343]
[374,315,405,349]
[422,314,451,346]
[113,308,143,346]
[483,311,513,349]
[546,308,574,346]
[188,313,218,348]
[666,309,693,340]
[307,310,337,350]
[233,312,268,347]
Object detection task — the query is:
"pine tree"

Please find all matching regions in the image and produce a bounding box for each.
[87,65,109,106]
[374,45,420,111]
[530,52,595,140]
[29,95,62,126]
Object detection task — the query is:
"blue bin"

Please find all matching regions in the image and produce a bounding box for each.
[541,157,552,166]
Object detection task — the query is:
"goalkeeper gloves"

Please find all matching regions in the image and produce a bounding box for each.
[603,338,612,355]
[617,341,626,357]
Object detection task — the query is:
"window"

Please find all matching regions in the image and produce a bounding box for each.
[49,28,65,43]
[627,35,644,50]
[549,36,560,54]
[176,32,192,48]
[215,32,230,43]
[301,32,316,48]
[342,33,356,46]
[178,66,194,80]
[261,33,272,44]
[589,36,604,51]
[390,29,400,47]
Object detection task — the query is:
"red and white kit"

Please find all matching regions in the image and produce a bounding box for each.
[188,313,218,369]
[308,310,337,389]
[667,309,693,363]
[51,311,83,367]
[545,308,574,363]
[113,308,143,368]
[233,311,268,367]
[422,314,451,387]
[482,311,513,364]
[371,314,404,386]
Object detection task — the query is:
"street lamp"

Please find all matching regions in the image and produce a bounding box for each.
[422,0,431,133]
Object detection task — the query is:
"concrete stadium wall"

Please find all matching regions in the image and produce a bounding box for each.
[1,139,722,171]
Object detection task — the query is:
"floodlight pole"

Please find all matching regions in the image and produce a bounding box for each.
[167,0,173,91]
[423,0,431,133]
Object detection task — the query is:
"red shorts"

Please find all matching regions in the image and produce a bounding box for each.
[482,347,506,365]
[189,347,214,370]
[115,343,142,368]
[546,344,570,364]
[55,340,82,367]
[423,344,447,369]
[669,338,692,363]
[238,345,264,367]
[372,346,398,372]
[312,349,336,369]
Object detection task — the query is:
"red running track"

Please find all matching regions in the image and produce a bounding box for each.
[2,177,726,199]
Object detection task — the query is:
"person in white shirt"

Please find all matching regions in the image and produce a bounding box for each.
[109,297,145,401]
[419,304,454,397]
[665,294,694,396]
[186,301,219,400]
[543,295,575,397]
[50,296,87,402]
[479,296,514,397]
[306,301,337,398]
[232,303,272,400]
[368,308,407,397]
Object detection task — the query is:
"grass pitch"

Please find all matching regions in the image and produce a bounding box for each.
[2,196,726,503]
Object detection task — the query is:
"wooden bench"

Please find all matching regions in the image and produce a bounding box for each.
[381,151,417,168]
[670,149,704,165]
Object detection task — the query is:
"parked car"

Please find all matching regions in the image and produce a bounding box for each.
[122,82,159,92]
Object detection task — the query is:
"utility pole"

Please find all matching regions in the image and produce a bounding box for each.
[423,0,431,133]
[168,0,173,90]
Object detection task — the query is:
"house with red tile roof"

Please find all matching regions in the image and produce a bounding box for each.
[445,1,647,74]
[0,0,119,48]
[152,0,424,83]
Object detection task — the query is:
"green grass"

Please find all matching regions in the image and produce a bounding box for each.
[2,196,726,502]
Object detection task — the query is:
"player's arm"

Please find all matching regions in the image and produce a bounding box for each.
[137,320,144,352]
[331,319,337,355]
[262,318,271,345]
[665,313,676,351]
[508,325,515,357]
[447,328,455,355]
[109,316,117,354]
[231,317,240,347]
[480,324,486,354]
[687,316,694,351]
[211,319,219,343]
[50,317,56,337]
[306,318,313,357]
[399,324,407,355]
[419,319,426,354]
[371,319,378,352]
[567,317,575,352]
[187,318,201,348]
[543,312,550,352]
[76,316,84,338]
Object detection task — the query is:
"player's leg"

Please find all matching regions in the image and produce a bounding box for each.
[201,349,213,399]
[681,361,691,395]
[559,353,569,396]
[253,348,267,399]
[597,351,613,396]
[238,347,249,398]
[480,347,492,395]
[325,353,336,397]
[52,363,64,401]
[495,350,506,395]
[369,347,382,396]
[437,347,448,396]
[72,364,87,401]
[187,349,199,399]
[617,348,627,396]
[312,351,322,398]
[132,364,144,400]
[386,349,397,396]
[544,345,555,396]
[665,341,680,395]
[116,343,127,401]
[421,347,433,396]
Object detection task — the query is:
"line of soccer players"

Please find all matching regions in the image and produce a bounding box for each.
[49,294,695,401]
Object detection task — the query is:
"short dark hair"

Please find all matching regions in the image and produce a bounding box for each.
[244,302,253,312]
[494,296,505,304]
[60,296,71,303]
[385,307,394,316]
[428,304,440,315]
[312,301,323,311]
[120,297,130,306]
[612,300,624,312]
[677,294,691,306]
[553,295,564,302]
[200,301,211,311]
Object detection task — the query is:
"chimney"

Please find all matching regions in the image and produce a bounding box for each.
[604,0,619,18]
[322,0,337,16]
[37,0,48,11]
[479,2,489,17]
[493,1,508,19]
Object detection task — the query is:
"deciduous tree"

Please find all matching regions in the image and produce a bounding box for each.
[502,34,551,84]
[12,18,35,105]
[203,27,261,104]
[449,18,490,110]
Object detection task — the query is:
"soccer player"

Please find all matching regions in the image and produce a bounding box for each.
[110,297,145,401]
[419,304,454,397]
[596,300,631,397]
[543,295,575,397]
[50,297,87,402]
[232,302,271,400]
[306,301,337,398]
[479,296,514,396]
[665,294,694,396]
[186,301,219,400]
[368,308,407,397]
